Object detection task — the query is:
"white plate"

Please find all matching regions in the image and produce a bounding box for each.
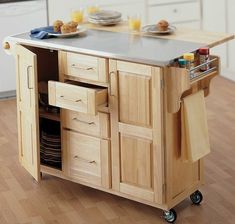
[88,18,122,26]
[89,10,122,20]
[142,24,176,34]
[48,26,87,38]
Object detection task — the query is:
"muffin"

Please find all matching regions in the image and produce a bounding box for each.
[67,21,78,32]
[53,20,64,32]
[60,24,71,34]
[157,20,169,31]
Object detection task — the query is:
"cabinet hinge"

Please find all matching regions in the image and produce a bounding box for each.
[161,79,164,89]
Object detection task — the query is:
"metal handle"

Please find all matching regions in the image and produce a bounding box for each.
[73,156,96,164]
[60,95,82,103]
[27,66,33,89]
[72,117,95,125]
[71,64,94,71]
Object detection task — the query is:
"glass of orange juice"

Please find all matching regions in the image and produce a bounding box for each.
[71,8,84,23]
[87,4,100,15]
[128,14,141,32]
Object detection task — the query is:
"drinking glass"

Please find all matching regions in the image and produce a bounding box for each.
[87,4,100,15]
[71,8,84,23]
[128,14,141,31]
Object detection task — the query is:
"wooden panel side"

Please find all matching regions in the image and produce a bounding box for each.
[109,59,120,191]
[120,134,153,189]
[101,139,111,188]
[118,72,151,127]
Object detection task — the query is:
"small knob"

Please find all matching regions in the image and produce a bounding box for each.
[3,42,10,50]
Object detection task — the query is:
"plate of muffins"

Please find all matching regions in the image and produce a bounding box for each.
[50,20,87,37]
[142,20,176,35]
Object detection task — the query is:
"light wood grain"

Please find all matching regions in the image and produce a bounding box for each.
[59,51,108,83]
[63,130,110,188]
[1,76,235,223]
[15,45,40,182]
[62,110,110,139]
[48,81,107,115]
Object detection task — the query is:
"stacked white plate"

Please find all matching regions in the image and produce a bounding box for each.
[88,10,122,25]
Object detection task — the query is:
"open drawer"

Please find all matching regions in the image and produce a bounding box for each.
[48,81,108,115]
[166,55,220,113]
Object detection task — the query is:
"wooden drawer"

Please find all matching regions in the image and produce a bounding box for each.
[62,110,110,138]
[63,130,110,188]
[48,81,107,115]
[148,2,200,24]
[59,51,108,83]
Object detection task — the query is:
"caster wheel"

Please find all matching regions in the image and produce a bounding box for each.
[190,190,203,205]
[163,209,177,223]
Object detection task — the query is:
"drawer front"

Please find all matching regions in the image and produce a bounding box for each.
[62,110,110,138]
[48,81,107,115]
[148,2,200,24]
[63,130,110,188]
[60,51,108,83]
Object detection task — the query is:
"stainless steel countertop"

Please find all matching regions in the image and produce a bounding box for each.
[8,29,205,66]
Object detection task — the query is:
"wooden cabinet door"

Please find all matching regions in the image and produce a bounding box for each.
[15,45,40,181]
[109,60,164,204]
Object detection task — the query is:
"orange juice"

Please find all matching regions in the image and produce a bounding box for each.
[71,10,84,23]
[87,6,100,14]
[129,18,141,31]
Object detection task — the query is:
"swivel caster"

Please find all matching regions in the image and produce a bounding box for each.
[190,190,203,205]
[163,209,177,223]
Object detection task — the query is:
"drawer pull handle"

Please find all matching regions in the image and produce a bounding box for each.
[73,156,96,164]
[60,95,82,103]
[72,117,95,125]
[71,64,94,71]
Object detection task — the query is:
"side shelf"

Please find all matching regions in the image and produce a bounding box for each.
[166,55,220,113]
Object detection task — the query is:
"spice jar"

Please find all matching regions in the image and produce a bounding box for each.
[178,59,187,68]
[198,47,210,71]
[183,53,195,78]
[183,53,195,69]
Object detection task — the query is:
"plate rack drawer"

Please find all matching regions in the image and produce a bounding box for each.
[48,81,108,115]
[59,51,108,83]
[63,130,111,188]
[62,110,110,138]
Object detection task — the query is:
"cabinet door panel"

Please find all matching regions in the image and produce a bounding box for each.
[119,72,151,127]
[120,134,152,189]
[110,60,164,203]
[16,45,40,181]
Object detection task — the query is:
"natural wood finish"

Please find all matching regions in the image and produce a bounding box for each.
[120,183,154,202]
[48,81,107,115]
[110,60,164,204]
[109,60,120,191]
[166,55,220,113]
[119,123,152,140]
[151,67,165,204]
[63,130,110,189]
[59,51,108,83]
[1,77,235,223]
[165,66,190,113]
[117,61,152,77]
[15,45,40,182]
[120,134,152,189]
[61,110,110,138]
[181,90,210,162]
[85,21,235,47]
[118,71,152,127]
